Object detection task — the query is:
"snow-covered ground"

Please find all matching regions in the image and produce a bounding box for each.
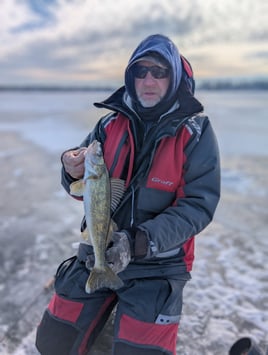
[0,90,267,354]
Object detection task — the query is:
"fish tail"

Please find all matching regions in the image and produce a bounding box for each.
[85,266,124,294]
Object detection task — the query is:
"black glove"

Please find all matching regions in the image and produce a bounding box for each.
[105,232,131,274]
[85,229,148,272]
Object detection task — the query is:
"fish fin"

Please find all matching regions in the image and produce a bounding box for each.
[81,228,90,241]
[105,219,118,247]
[70,180,84,196]
[85,265,124,294]
[110,219,118,232]
[110,178,126,212]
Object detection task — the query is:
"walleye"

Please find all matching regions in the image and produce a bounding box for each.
[70,140,124,294]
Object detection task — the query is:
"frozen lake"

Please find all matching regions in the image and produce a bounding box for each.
[0,89,267,354]
[0,89,267,157]
[0,89,267,198]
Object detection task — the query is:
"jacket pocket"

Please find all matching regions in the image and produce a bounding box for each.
[36,308,80,355]
[155,278,189,325]
[136,187,175,219]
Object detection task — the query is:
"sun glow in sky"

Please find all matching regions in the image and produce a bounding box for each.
[1,0,268,86]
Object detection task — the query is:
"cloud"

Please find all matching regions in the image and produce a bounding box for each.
[0,0,267,85]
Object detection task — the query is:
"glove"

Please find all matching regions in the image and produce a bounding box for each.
[85,250,95,271]
[85,230,148,272]
[105,232,131,274]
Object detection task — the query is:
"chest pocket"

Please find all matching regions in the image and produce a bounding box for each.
[136,134,187,221]
[146,135,185,193]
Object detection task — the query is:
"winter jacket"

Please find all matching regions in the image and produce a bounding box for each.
[61,87,220,276]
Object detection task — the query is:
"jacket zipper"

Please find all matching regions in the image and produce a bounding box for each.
[104,106,193,226]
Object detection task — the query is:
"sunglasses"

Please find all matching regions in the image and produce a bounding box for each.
[132,64,170,79]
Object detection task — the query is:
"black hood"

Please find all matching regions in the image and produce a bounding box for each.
[123,34,202,120]
[95,34,203,121]
[125,34,182,105]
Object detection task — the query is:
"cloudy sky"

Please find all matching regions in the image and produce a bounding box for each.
[1,0,268,87]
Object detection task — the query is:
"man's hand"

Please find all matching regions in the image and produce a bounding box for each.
[62,147,87,179]
[105,232,131,274]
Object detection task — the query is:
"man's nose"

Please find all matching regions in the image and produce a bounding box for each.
[143,71,155,83]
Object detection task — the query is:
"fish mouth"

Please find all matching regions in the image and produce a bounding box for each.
[84,140,104,168]
[92,140,102,156]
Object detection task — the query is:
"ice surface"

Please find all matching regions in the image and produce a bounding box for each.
[0,90,267,354]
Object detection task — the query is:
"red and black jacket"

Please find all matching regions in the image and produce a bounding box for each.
[61,86,220,277]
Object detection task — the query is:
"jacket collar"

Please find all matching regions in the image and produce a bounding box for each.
[94,85,203,136]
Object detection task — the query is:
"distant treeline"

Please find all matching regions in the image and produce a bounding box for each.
[196,80,268,90]
[0,86,115,92]
[0,80,268,92]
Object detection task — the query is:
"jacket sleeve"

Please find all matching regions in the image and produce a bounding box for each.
[139,116,221,258]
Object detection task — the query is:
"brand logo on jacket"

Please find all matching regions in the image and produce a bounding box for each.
[151,177,174,186]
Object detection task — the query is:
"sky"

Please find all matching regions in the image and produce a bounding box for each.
[1,0,268,87]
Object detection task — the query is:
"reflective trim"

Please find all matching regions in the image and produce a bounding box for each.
[155,247,181,258]
[155,313,181,325]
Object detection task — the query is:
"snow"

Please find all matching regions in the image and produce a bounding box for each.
[0,90,268,354]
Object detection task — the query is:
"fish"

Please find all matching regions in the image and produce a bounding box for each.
[70,140,124,294]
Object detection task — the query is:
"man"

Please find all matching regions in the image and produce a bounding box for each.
[36,34,220,354]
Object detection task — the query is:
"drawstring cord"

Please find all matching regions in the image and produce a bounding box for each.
[130,185,135,227]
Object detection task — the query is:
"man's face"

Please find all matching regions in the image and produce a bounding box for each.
[134,60,170,108]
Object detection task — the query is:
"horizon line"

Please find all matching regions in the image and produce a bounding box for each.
[1,80,268,92]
